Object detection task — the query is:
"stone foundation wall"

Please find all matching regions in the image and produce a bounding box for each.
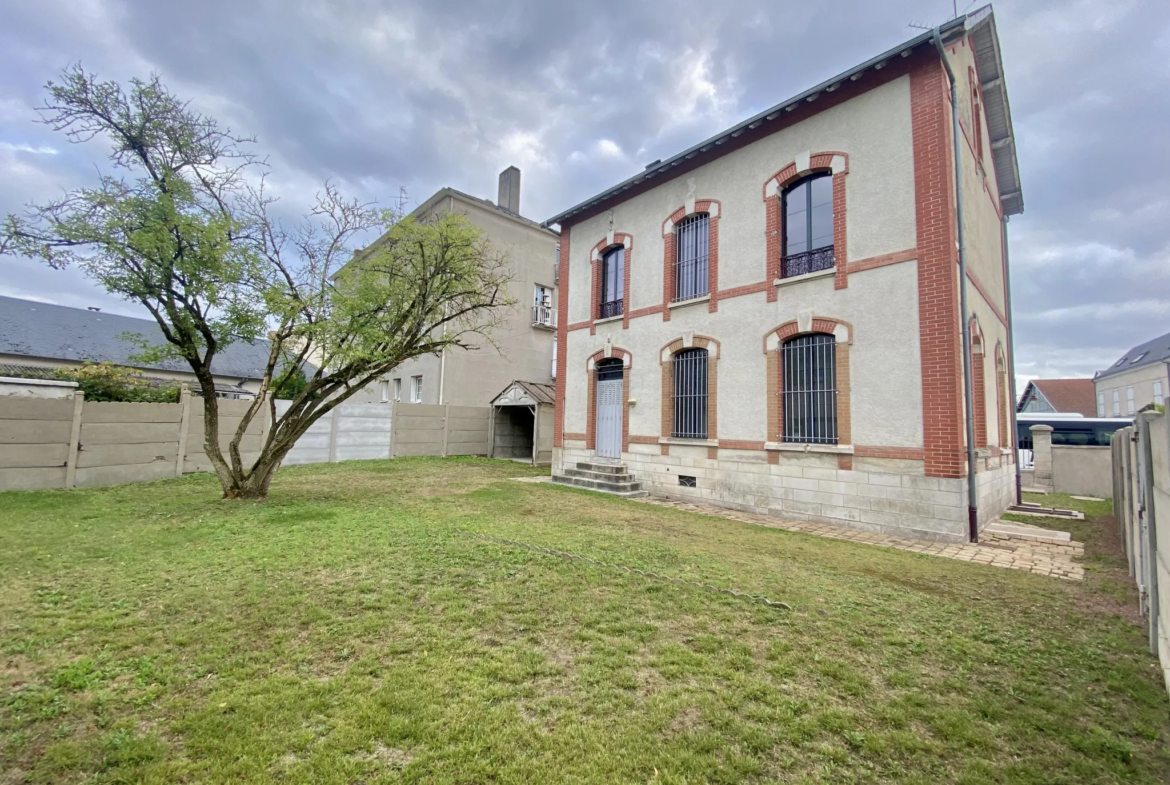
[554,442,1016,544]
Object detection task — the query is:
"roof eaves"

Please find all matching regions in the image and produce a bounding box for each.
[543,16,968,228]
[968,7,1023,216]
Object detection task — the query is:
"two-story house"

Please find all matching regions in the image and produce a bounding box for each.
[349,167,561,407]
[1094,330,1170,417]
[546,7,1022,543]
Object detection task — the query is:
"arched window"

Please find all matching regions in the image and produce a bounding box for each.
[600,246,624,319]
[782,334,837,444]
[674,213,709,301]
[672,348,708,439]
[782,173,834,277]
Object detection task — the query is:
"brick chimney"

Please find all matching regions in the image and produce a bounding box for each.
[497,166,521,214]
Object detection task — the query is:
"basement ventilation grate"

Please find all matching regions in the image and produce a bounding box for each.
[678,475,697,488]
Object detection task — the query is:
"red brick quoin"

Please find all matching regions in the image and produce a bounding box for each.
[761,151,850,300]
[660,200,721,319]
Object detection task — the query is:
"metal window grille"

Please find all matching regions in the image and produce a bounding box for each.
[674,213,709,301]
[596,359,624,382]
[600,247,624,318]
[672,348,708,439]
[782,334,837,444]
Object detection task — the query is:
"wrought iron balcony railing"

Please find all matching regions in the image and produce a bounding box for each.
[781,245,835,279]
[599,299,624,319]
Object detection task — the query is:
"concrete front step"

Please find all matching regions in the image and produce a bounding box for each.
[563,467,636,483]
[575,461,628,475]
[551,474,648,498]
[986,520,1072,544]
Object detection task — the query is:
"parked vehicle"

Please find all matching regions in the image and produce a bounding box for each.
[1016,413,1131,450]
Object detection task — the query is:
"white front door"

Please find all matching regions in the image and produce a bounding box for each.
[596,370,623,460]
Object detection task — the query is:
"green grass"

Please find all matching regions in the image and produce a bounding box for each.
[1,458,1167,784]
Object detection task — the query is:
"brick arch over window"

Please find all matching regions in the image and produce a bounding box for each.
[585,346,633,452]
[969,316,987,448]
[762,317,853,452]
[762,151,849,298]
[659,335,720,457]
[661,200,721,319]
[589,234,633,333]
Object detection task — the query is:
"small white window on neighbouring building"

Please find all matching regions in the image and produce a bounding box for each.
[1127,386,1135,414]
[1156,381,1164,407]
[380,380,390,402]
[411,375,423,403]
[393,378,402,401]
[1113,389,1120,415]
[1097,392,1105,417]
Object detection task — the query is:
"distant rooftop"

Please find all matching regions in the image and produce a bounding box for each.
[0,295,276,381]
[1095,330,1170,382]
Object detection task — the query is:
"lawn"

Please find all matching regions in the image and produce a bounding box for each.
[1,458,1168,784]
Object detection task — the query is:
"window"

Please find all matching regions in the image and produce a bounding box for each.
[410,375,423,403]
[393,378,402,401]
[1097,392,1105,417]
[600,246,624,319]
[782,334,838,444]
[1112,389,1120,415]
[554,243,561,284]
[672,348,708,439]
[1156,381,1164,407]
[380,380,390,403]
[782,173,834,277]
[1131,352,1147,364]
[533,284,555,327]
[1127,386,1135,414]
[674,213,709,301]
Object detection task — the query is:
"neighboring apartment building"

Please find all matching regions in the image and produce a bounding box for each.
[347,167,561,407]
[1016,378,1096,417]
[0,295,271,397]
[1094,330,1170,417]
[546,7,1022,543]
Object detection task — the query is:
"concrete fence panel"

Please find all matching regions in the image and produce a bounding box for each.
[0,395,76,490]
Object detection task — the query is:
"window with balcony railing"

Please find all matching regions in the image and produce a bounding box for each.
[781,173,834,278]
[599,246,624,319]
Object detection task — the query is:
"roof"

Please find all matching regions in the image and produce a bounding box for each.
[544,6,1021,227]
[0,295,276,381]
[1095,330,1170,382]
[491,380,556,406]
[1020,379,1098,417]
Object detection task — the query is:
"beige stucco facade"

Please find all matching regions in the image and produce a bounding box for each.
[551,30,1019,543]
[348,188,560,407]
[1095,363,1170,417]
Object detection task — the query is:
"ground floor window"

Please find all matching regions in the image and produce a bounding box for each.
[411,375,423,403]
[782,333,837,444]
[672,348,708,439]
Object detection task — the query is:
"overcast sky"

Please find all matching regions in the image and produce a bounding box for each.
[1,0,1167,385]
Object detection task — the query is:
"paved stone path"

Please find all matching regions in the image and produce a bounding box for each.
[633,497,1085,581]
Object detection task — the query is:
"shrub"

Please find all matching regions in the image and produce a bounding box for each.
[54,363,181,403]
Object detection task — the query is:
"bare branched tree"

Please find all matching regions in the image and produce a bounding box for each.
[2,66,513,498]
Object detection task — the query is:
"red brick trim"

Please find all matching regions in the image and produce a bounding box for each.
[995,342,1009,451]
[762,151,850,300]
[628,435,659,445]
[661,200,721,318]
[716,281,771,300]
[854,446,926,460]
[845,247,918,275]
[589,233,634,334]
[553,228,571,448]
[585,347,633,453]
[966,267,1008,328]
[763,318,852,444]
[911,57,964,478]
[566,320,592,332]
[659,335,720,442]
[837,454,853,471]
[718,439,766,451]
[563,432,586,441]
[626,304,665,320]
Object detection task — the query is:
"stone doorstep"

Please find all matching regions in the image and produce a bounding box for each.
[985,520,1072,544]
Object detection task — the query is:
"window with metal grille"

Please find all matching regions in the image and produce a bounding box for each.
[782,334,837,444]
[674,213,709,301]
[672,348,708,439]
[600,246,624,319]
[781,173,834,277]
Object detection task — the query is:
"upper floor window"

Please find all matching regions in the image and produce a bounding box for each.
[393,378,402,401]
[1127,386,1136,414]
[600,246,624,319]
[1097,392,1105,417]
[532,284,555,328]
[1112,389,1120,416]
[672,348,708,439]
[1155,381,1164,407]
[411,375,423,403]
[782,173,834,277]
[674,213,709,301]
[782,333,837,444]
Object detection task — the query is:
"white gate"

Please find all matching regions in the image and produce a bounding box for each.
[595,364,623,460]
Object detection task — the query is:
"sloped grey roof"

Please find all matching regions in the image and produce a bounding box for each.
[491,379,556,406]
[1095,330,1170,382]
[0,295,274,380]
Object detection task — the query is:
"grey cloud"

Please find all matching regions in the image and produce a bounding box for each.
[1,0,1168,384]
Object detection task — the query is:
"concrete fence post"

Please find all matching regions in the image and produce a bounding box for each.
[442,404,451,458]
[1029,424,1054,493]
[328,405,341,463]
[175,385,192,477]
[65,390,85,489]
